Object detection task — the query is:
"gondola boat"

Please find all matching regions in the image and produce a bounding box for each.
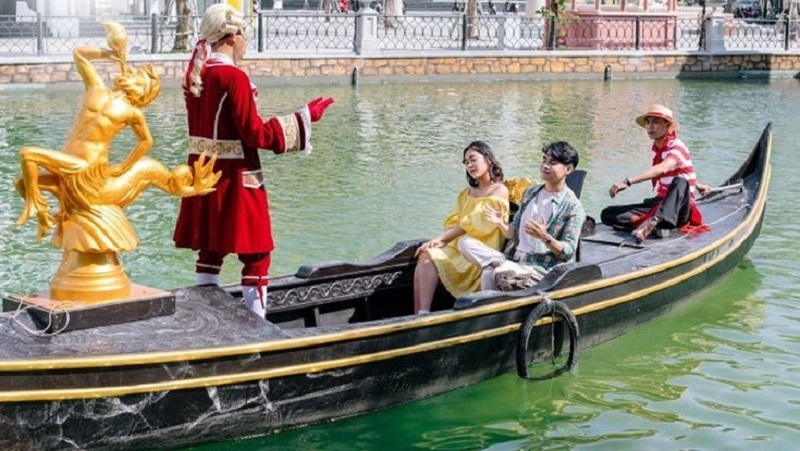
[0,124,772,450]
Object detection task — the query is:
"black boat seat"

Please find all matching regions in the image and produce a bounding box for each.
[451,169,593,311]
[261,240,422,326]
[506,170,586,224]
[505,169,589,261]
[453,262,603,310]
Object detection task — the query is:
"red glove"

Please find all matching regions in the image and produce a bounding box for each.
[307,97,334,122]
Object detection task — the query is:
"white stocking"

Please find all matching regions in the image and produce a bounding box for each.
[196,273,220,286]
[242,285,268,319]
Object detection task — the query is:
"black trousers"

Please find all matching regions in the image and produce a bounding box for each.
[601,178,692,231]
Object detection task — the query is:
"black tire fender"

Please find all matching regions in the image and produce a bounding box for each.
[516,297,580,380]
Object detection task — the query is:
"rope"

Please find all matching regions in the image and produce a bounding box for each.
[0,298,71,337]
[631,203,751,250]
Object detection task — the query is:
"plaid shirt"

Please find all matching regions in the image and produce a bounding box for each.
[504,184,585,272]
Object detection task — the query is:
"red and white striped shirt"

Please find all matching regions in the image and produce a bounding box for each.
[651,132,697,198]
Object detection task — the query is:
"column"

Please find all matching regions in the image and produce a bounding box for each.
[356,7,381,54]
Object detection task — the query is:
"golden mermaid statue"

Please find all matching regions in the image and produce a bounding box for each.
[14,22,221,301]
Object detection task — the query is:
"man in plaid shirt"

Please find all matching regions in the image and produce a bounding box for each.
[459,142,586,291]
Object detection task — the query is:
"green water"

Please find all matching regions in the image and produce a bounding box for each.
[1,77,799,450]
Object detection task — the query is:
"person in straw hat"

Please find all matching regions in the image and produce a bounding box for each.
[173,3,334,319]
[601,104,711,243]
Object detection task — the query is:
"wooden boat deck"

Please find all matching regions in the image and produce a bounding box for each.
[0,285,289,358]
[581,186,752,278]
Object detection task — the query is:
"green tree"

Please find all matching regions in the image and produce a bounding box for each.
[540,0,575,49]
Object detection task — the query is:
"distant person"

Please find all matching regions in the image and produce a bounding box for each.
[488,0,498,14]
[601,105,711,243]
[174,4,334,318]
[413,141,509,314]
[459,142,585,291]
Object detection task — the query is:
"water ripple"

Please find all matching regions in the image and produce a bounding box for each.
[2,79,800,451]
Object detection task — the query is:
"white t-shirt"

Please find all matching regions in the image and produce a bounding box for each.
[516,189,555,254]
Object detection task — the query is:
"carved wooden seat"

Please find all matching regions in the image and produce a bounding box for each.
[262,240,422,327]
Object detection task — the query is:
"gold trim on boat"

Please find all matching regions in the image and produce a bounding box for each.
[0,220,760,402]
[0,324,521,402]
[0,138,771,380]
[0,173,770,401]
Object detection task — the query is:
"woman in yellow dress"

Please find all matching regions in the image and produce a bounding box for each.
[413,141,509,314]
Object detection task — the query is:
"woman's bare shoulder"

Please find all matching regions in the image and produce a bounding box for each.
[488,182,509,200]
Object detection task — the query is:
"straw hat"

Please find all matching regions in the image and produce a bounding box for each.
[635,104,679,130]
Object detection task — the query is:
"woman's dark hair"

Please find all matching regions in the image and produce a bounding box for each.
[463,140,504,187]
[543,141,579,168]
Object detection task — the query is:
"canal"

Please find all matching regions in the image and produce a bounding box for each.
[0,76,798,449]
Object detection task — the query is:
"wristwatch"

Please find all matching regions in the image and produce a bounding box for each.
[624,177,632,187]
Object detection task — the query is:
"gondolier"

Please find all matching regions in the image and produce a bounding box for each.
[602,104,711,243]
[173,3,334,318]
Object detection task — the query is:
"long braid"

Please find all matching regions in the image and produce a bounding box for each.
[183,4,244,97]
[184,39,210,97]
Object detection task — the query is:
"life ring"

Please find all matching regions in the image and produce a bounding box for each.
[516,296,580,380]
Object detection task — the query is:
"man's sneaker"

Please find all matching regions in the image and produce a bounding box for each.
[654,227,671,239]
[632,217,659,243]
[494,267,537,291]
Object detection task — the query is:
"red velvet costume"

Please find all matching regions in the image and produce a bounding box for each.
[173,53,311,282]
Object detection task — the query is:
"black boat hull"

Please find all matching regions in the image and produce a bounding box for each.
[0,125,772,450]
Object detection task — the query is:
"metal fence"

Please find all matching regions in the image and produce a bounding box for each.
[379,14,466,50]
[724,17,800,50]
[377,14,548,50]
[0,15,161,56]
[0,12,796,57]
[258,13,355,51]
[375,15,710,51]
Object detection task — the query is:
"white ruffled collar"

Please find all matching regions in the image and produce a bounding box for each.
[208,52,235,66]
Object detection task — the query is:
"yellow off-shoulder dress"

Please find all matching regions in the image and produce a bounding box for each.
[426,188,510,298]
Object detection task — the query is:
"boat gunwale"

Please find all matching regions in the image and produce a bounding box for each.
[0,197,768,401]
[0,130,772,372]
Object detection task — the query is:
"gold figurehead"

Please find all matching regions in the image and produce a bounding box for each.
[14,22,221,302]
